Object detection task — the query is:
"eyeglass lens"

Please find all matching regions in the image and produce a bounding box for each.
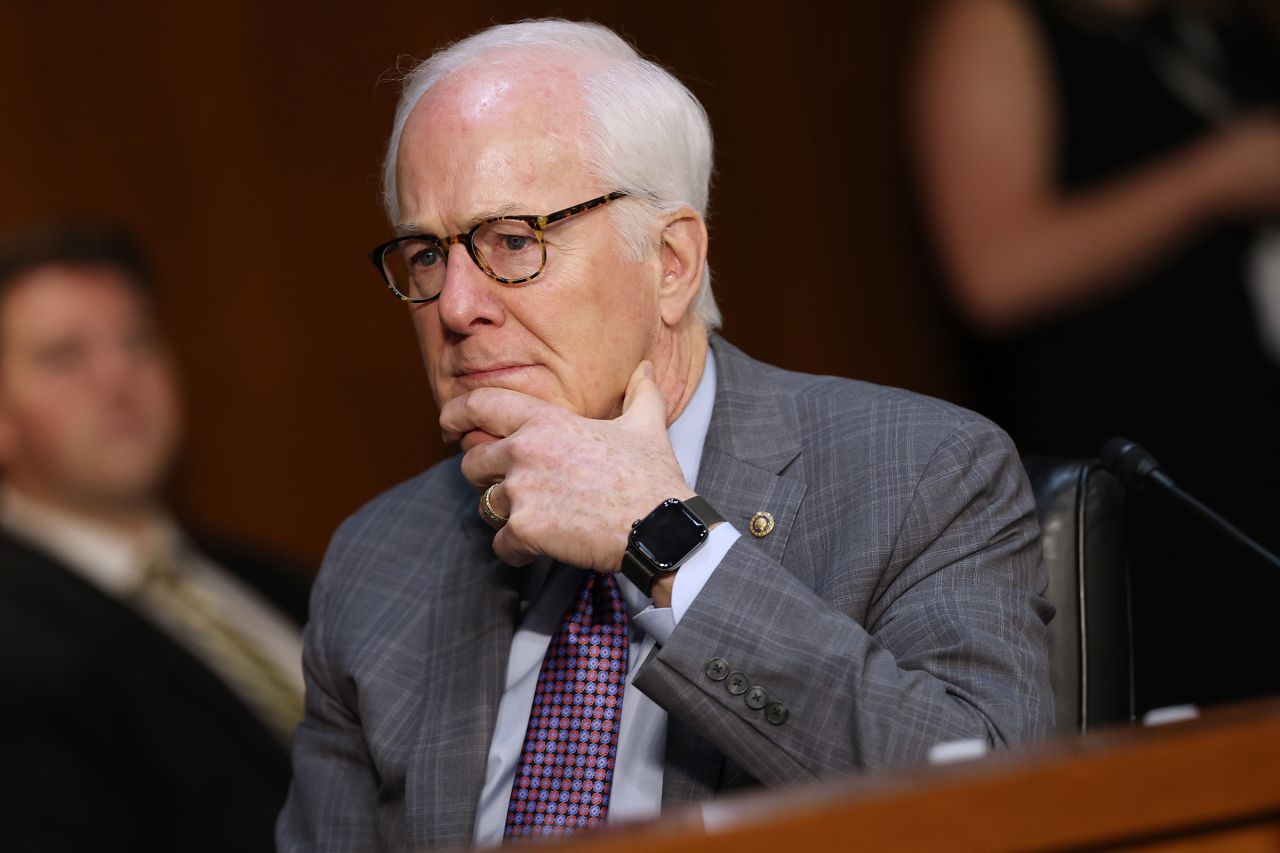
[382,219,545,300]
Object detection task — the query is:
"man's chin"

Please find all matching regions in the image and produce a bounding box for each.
[69,450,173,506]
[56,478,165,522]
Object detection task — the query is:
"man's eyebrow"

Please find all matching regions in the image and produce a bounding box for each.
[393,203,530,238]
[467,202,528,223]
[393,222,433,238]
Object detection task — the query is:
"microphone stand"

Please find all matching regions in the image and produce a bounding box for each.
[1100,438,1280,574]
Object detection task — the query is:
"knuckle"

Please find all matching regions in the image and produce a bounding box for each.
[530,407,563,432]
[496,526,531,563]
[509,433,548,467]
[505,510,541,545]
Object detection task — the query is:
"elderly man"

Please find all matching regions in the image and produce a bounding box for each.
[279,19,1052,851]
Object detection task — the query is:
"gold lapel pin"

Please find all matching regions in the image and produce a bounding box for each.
[748,511,775,538]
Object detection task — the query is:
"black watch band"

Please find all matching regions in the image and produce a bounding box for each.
[621,496,725,597]
[681,495,725,528]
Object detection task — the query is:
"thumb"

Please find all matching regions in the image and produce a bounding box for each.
[621,360,670,426]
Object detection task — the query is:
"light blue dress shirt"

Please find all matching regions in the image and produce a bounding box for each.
[472,352,740,844]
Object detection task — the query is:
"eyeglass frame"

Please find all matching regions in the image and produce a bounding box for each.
[368,191,629,304]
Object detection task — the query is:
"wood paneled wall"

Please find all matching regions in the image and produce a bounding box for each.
[0,1,956,568]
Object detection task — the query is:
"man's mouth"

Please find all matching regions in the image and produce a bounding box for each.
[458,361,529,375]
[455,363,536,387]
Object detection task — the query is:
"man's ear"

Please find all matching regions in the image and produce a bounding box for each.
[656,206,708,328]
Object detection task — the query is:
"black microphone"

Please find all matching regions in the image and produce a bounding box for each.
[1100,437,1280,573]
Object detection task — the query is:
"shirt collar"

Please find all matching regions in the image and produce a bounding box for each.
[667,347,716,491]
[0,483,180,597]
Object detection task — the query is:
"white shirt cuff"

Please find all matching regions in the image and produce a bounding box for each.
[672,522,740,623]
[632,605,676,647]
[629,524,739,647]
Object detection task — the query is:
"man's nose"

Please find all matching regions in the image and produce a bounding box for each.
[434,242,506,334]
[86,344,142,399]
[94,341,130,376]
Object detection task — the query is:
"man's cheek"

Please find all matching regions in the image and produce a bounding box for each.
[428,372,457,412]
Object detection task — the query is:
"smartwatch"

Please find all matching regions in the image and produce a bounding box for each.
[620,496,725,597]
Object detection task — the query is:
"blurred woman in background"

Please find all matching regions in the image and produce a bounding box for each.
[911,0,1280,712]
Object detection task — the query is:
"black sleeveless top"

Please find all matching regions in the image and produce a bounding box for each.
[977,1,1280,478]
[974,0,1280,709]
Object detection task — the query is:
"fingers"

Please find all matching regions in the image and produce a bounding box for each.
[476,481,536,565]
[478,481,510,530]
[440,387,549,445]
[460,439,509,489]
[460,430,502,453]
[620,359,671,427]
[492,522,538,567]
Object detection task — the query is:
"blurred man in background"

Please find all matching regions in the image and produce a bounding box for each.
[0,220,308,852]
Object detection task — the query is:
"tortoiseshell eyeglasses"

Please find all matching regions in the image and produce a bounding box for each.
[368,191,628,304]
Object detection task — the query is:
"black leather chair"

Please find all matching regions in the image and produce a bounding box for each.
[1022,457,1134,733]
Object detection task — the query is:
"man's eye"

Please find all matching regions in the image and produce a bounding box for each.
[408,245,442,268]
[501,234,533,252]
[36,343,84,371]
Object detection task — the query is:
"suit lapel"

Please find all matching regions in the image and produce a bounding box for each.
[406,508,522,849]
[695,446,807,578]
[661,336,808,807]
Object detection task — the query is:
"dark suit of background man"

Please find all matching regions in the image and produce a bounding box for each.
[279,19,1054,852]
[0,221,309,853]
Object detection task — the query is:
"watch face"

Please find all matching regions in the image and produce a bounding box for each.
[632,499,708,570]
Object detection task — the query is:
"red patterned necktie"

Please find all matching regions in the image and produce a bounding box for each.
[504,571,629,838]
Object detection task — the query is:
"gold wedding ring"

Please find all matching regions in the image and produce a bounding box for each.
[480,483,509,528]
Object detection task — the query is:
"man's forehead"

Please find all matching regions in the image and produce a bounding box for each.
[5,264,147,316]
[410,56,588,136]
[0,264,150,349]
[395,57,597,232]
[393,136,588,233]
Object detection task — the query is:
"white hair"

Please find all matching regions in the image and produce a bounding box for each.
[381,19,720,328]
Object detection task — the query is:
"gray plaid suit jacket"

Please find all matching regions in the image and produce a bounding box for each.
[278,336,1054,852]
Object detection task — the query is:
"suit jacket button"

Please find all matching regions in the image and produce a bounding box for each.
[705,658,729,681]
[745,686,769,710]
[726,672,749,695]
[765,701,789,725]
